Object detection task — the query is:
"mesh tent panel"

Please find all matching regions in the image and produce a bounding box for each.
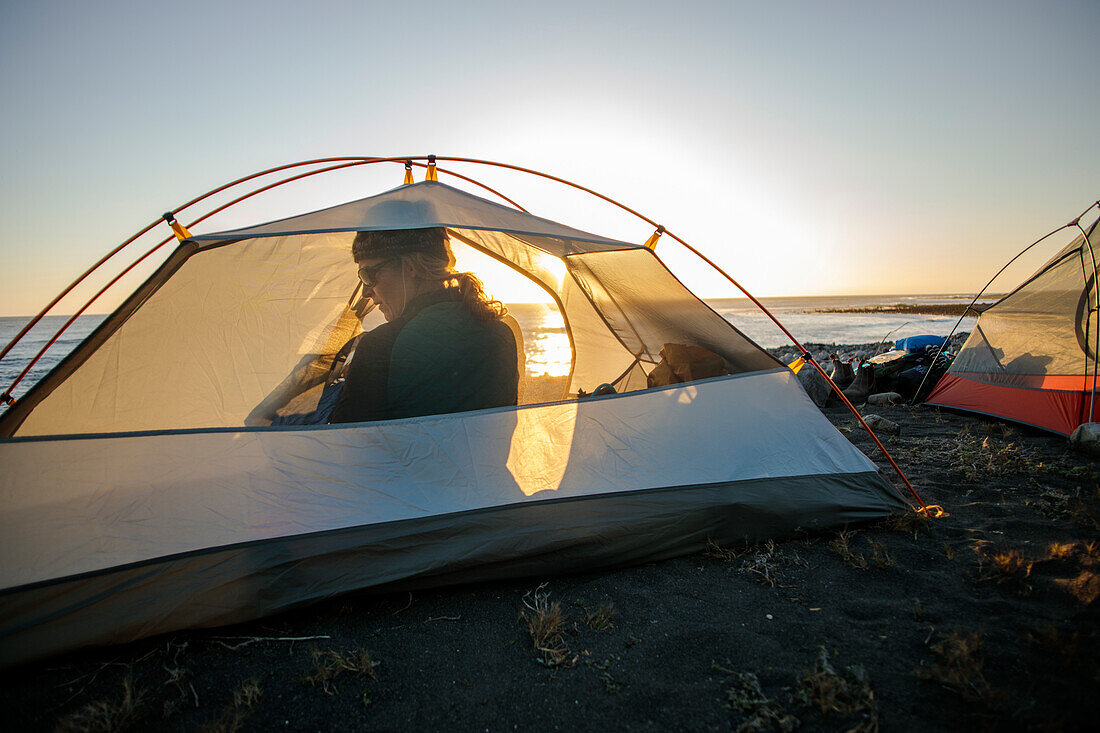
[449,228,649,394]
[952,220,1099,383]
[565,249,782,375]
[9,191,787,436]
[15,234,359,436]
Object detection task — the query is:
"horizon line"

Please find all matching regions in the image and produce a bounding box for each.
[0,290,1003,320]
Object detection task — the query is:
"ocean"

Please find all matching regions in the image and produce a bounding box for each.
[704,293,983,349]
[0,293,985,408]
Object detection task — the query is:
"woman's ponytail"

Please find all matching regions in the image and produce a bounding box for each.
[452,271,507,321]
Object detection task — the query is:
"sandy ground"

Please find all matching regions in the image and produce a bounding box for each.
[2,386,1098,731]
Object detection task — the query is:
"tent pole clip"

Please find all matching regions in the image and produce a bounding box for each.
[426,154,438,181]
[162,212,193,241]
[643,225,666,250]
[403,160,414,185]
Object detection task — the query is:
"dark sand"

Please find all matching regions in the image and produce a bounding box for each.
[3,378,1099,731]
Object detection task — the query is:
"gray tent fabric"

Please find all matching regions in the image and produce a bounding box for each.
[0,179,907,667]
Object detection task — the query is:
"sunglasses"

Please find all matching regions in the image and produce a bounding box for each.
[357,258,398,288]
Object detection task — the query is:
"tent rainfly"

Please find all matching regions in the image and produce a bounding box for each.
[0,161,910,668]
[927,212,1100,435]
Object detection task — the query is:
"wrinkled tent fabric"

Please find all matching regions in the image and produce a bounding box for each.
[927,216,1100,435]
[0,180,907,667]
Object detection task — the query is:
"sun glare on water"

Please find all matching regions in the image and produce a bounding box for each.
[452,241,573,379]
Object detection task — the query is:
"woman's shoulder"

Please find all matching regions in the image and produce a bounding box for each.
[401,302,512,345]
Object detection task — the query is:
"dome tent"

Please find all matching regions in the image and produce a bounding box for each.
[927,208,1100,435]
[0,158,910,667]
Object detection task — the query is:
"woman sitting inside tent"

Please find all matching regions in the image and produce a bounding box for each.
[326,227,520,424]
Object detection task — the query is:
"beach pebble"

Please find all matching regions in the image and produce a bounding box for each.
[867,391,902,406]
[862,414,900,435]
[1069,423,1100,457]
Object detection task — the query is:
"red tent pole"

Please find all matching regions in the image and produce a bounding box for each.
[415,157,926,509]
[0,157,532,404]
[0,157,391,366]
[3,153,927,509]
[659,229,926,509]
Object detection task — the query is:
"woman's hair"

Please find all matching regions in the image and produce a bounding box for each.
[402,246,508,321]
[353,228,506,321]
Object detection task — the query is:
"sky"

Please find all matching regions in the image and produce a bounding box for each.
[0,0,1097,315]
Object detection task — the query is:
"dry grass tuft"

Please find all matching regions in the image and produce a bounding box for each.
[232,678,262,709]
[975,548,1033,593]
[705,538,808,586]
[741,540,783,586]
[829,531,868,569]
[1026,621,1081,662]
[520,584,575,667]
[57,676,145,733]
[703,537,739,562]
[798,647,878,732]
[949,428,1099,484]
[199,710,247,733]
[738,539,808,587]
[197,678,262,733]
[305,649,379,695]
[879,510,931,538]
[1047,541,1079,560]
[867,539,896,569]
[1027,486,1100,528]
[1045,540,1100,605]
[723,669,799,732]
[585,601,617,631]
[916,631,1002,705]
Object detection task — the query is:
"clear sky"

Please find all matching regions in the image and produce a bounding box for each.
[1,0,1097,315]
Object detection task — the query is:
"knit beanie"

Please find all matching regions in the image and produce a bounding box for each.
[352,227,447,261]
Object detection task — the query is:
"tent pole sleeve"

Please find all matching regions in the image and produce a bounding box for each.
[162,213,192,241]
[643,225,665,250]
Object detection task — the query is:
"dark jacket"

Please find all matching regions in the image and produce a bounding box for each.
[328,289,518,424]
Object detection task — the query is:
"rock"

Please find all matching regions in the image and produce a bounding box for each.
[862,414,900,435]
[797,364,832,407]
[1069,423,1100,457]
[867,391,902,406]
